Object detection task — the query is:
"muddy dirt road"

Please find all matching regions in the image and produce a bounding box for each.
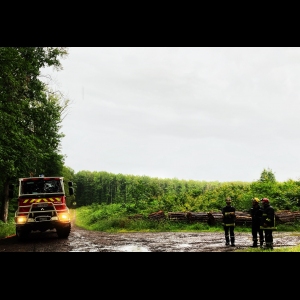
[1,224,300,252]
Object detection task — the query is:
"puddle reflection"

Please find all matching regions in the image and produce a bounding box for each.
[117,245,150,252]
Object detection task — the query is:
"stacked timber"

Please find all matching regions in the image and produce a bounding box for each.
[168,212,187,221]
[207,212,223,225]
[294,211,300,221]
[235,211,252,226]
[186,212,209,223]
[148,210,166,221]
[146,210,300,225]
[275,210,298,224]
[207,211,252,226]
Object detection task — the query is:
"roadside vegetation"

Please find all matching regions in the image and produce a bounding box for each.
[237,244,300,252]
[0,47,70,223]
[72,168,300,213]
[0,219,15,239]
[74,203,300,252]
[2,204,300,251]
[2,168,300,251]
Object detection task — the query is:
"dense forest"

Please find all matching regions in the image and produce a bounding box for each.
[68,168,300,215]
[0,47,70,222]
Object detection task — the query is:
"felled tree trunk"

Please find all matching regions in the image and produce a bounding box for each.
[207,212,223,225]
[275,210,300,224]
[167,212,187,221]
[145,210,300,226]
[186,212,209,223]
[148,210,166,220]
[235,211,252,226]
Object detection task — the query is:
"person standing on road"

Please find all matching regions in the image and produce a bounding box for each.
[222,197,236,247]
[250,197,264,248]
[260,198,276,249]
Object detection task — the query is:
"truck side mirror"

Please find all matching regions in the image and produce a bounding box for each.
[69,187,74,196]
[68,181,73,187]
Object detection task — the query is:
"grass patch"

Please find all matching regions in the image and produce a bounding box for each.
[236,244,300,252]
[0,218,15,239]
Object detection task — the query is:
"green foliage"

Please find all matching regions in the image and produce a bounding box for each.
[0,218,15,238]
[75,204,225,233]
[258,168,276,183]
[0,47,69,222]
[67,167,300,237]
[0,47,68,178]
[74,204,300,235]
[62,166,76,207]
[71,168,300,215]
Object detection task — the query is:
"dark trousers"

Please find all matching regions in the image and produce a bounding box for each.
[264,229,273,244]
[224,226,234,237]
[224,226,235,244]
[252,226,264,242]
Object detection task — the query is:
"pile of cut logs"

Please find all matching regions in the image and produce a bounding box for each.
[235,211,252,226]
[144,210,300,226]
[187,212,210,223]
[148,210,165,221]
[168,212,187,221]
[275,210,300,224]
[207,212,223,225]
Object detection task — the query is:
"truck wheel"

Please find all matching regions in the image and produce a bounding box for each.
[56,224,71,238]
[16,228,30,241]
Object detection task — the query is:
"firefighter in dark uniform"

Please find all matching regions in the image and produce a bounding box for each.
[222,197,236,246]
[250,197,264,248]
[260,198,276,249]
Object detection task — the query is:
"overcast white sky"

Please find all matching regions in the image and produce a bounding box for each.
[40,47,300,182]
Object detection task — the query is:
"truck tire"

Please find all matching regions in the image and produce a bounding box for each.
[16,228,30,241]
[56,224,71,238]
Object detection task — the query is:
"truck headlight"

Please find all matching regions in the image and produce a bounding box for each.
[16,216,27,224]
[58,213,70,221]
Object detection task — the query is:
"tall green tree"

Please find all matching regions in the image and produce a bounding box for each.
[0,47,69,222]
[259,168,276,183]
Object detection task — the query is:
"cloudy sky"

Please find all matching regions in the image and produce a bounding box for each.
[40,47,300,183]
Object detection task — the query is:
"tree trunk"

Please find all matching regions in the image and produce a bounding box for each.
[0,180,9,223]
[149,210,166,220]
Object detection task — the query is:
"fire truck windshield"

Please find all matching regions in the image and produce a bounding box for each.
[21,179,63,195]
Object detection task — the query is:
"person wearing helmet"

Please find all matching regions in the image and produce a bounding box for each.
[250,197,264,248]
[260,198,276,249]
[221,197,236,246]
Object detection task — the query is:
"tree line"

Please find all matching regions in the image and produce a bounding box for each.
[70,168,300,214]
[0,47,69,222]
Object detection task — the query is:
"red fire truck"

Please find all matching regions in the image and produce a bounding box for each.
[14,175,74,241]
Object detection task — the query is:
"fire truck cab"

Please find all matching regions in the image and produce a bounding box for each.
[14,176,74,241]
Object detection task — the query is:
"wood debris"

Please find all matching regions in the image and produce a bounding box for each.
[167,212,187,221]
[235,211,252,226]
[148,210,166,220]
[143,209,300,226]
[186,212,210,223]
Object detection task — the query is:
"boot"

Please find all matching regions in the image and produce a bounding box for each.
[251,240,258,248]
[230,237,235,247]
[265,243,273,249]
[259,240,264,248]
[225,236,230,246]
